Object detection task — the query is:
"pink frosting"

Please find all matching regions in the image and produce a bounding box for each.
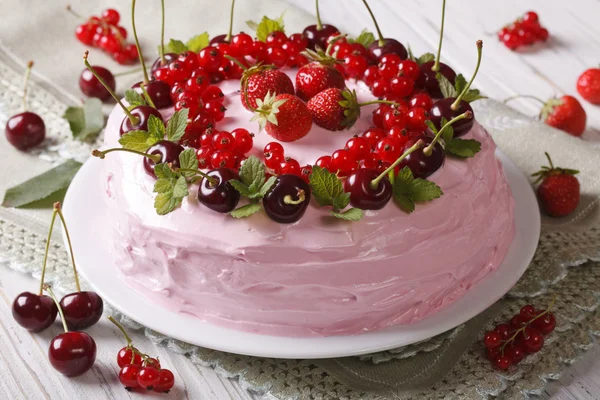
[100,74,516,337]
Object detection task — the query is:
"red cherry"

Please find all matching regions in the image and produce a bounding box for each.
[12,292,57,332]
[49,331,96,377]
[154,369,175,393]
[137,366,160,390]
[5,112,46,151]
[119,364,141,389]
[59,291,103,330]
[531,310,556,335]
[483,331,502,349]
[117,347,143,368]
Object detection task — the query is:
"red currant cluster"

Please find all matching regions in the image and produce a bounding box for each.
[195,128,254,170]
[484,301,557,370]
[262,142,313,183]
[498,11,549,50]
[249,31,310,68]
[70,7,139,65]
[110,316,175,393]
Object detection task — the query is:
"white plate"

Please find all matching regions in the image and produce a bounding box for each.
[62,151,540,359]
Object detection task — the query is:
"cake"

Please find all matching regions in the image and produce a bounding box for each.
[93,1,515,337]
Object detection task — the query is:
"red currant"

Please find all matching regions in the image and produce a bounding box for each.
[231,128,253,154]
[201,86,224,103]
[266,46,288,68]
[75,24,95,45]
[382,109,407,130]
[374,138,401,163]
[154,369,175,393]
[264,142,284,156]
[397,59,421,80]
[362,127,386,148]
[280,158,301,176]
[407,107,428,130]
[99,35,122,53]
[483,331,502,349]
[387,126,410,147]
[372,106,390,128]
[198,48,223,73]
[345,136,371,160]
[117,347,143,368]
[519,305,537,321]
[196,146,214,169]
[344,55,368,78]
[101,8,120,24]
[212,131,235,151]
[119,364,141,389]
[362,65,380,86]
[137,366,160,390]
[204,100,226,121]
[265,151,284,172]
[520,327,544,353]
[371,78,390,97]
[510,314,529,330]
[315,155,332,170]
[378,62,399,80]
[266,31,288,47]
[230,33,254,56]
[523,11,539,23]
[504,343,526,364]
[494,323,512,340]
[186,70,210,93]
[531,310,556,335]
[492,355,512,370]
[389,76,415,98]
[409,93,433,110]
[330,149,357,176]
[211,150,236,169]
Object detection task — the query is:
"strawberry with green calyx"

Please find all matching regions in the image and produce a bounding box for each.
[532,152,580,217]
[240,64,294,110]
[306,88,398,131]
[249,91,313,142]
[504,94,586,137]
[296,46,345,101]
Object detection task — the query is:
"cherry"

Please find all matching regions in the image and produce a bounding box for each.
[398,136,445,178]
[79,65,115,101]
[133,80,173,109]
[361,0,407,61]
[12,292,57,332]
[198,168,241,213]
[154,369,176,393]
[5,61,45,150]
[60,292,104,331]
[262,174,311,223]
[117,347,143,368]
[143,141,185,177]
[429,40,482,136]
[119,364,141,390]
[121,106,163,136]
[137,366,160,390]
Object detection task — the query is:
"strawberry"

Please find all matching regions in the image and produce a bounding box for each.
[532,152,580,217]
[577,67,600,105]
[241,65,294,110]
[541,95,586,137]
[295,47,345,101]
[251,92,312,142]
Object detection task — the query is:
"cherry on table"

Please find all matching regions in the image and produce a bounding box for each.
[303,24,339,50]
[49,331,97,377]
[263,174,311,223]
[79,65,115,101]
[12,292,57,332]
[143,140,185,178]
[344,168,392,210]
[198,168,241,213]
[59,291,104,331]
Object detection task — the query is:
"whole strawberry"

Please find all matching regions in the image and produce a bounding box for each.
[541,95,586,137]
[577,68,600,105]
[532,152,580,217]
[252,92,312,142]
[295,48,345,101]
[241,66,294,110]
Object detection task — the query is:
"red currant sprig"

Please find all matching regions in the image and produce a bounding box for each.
[108,316,175,393]
[484,296,557,370]
[497,11,549,50]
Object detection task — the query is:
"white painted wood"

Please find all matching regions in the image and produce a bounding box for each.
[1,0,599,399]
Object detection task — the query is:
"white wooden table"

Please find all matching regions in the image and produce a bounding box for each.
[1,0,600,398]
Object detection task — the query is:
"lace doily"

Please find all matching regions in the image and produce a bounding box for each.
[2,51,600,400]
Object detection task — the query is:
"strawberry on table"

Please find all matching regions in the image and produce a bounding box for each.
[251,92,313,142]
[241,65,294,110]
[577,67,600,105]
[532,152,580,217]
[541,95,586,137]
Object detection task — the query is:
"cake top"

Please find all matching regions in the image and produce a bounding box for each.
[90,0,487,225]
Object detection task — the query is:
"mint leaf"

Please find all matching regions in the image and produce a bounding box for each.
[165,39,188,54]
[407,45,416,62]
[172,176,189,198]
[309,166,345,208]
[452,73,486,103]
[425,120,439,134]
[153,164,188,215]
[393,166,443,213]
[410,179,443,202]
[332,192,350,211]
[2,160,82,208]
[147,114,165,142]
[229,180,253,197]
[178,148,198,177]
[330,208,364,221]
[239,156,265,188]
[416,52,435,65]
[445,138,481,158]
[257,175,277,198]
[230,203,262,218]
[454,74,468,94]
[165,108,189,143]
[349,29,375,47]
[461,89,487,103]
[437,73,457,98]
[63,98,104,141]
[186,32,209,52]
[118,130,155,152]
[439,117,455,143]
[248,15,285,42]
[124,89,147,107]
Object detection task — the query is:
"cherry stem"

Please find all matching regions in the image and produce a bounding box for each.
[432,0,447,72]
[108,315,133,345]
[175,168,218,185]
[503,94,546,106]
[139,83,156,108]
[54,203,81,293]
[92,148,162,163]
[44,285,69,333]
[224,55,248,71]
[370,139,424,189]
[226,0,236,42]
[315,0,323,30]
[361,0,385,46]
[113,67,143,77]
[358,100,399,107]
[65,5,84,20]
[452,40,483,110]
[83,51,139,125]
[283,190,306,205]
[131,0,150,84]
[160,0,166,64]
[38,207,59,296]
[21,61,34,112]
[424,111,473,155]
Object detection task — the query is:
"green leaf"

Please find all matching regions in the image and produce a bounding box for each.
[425,120,438,134]
[332,192,350,211]
[407,45,416,62]
[452,74,486,103]
[309,166,345,207]
[165,108,189,143]
[445,138,481,158]
[239,156,265,188]
[437,73,457,98]
[416,52,435,65]
[62,98,104,141]
[124,89,147,107]
[246,20,259,30]
[330,208,364,221]
[439,117,455,143]
[229,180,252,197]
[152,164,189,215]
[172,176,189,198]
[350,29,375,47]
[154,163,176,180]
[249,15,285,42]
[186,32,209,52]
[461,89,487,103]
[147,114,165,142]
[454,74,468,94]
[118,130,154,152]
[410,179,443,202]
[154,192,180,215]
[165,39,188,54]
[1,160,82,208]
[230,203,262,218]
[258,175,277,198]
[178,148,198,177]
[392,166,442,213]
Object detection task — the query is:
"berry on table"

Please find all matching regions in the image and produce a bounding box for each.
[576,67,600,104]
[498,11,549,50]
[532,152,580,217]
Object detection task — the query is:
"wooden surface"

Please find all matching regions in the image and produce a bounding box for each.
[2,0,600,399]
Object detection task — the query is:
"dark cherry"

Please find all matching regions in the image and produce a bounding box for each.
[132,80,173,109]
[151,53,177,73]
[429,98,474,137]
[79,66,115,101]
[368,38,408,62]
[49,331,96,377]
[119,105,163,136]
[59,292,104,330]
[209,34,229,45]
[263,174,311,223]
[344,169,392,210]
[12,292,57,332]
[5,112,46,150]
[198,168,241,213]
[302,24,339,50]
[398,136,445,178]
[143,140,184,178]
[419,61,457,98]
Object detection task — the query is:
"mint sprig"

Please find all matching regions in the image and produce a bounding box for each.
[438,73,486,103]
[230,203,262,219]
[393,167,443,213]
[309,166,363,221]
[228,156,276,218]
[153,164,189,215]
[347,29,375,47]
[178,148,199,178]
[246,14,285,42]
[427,119,481,158]
[407,46,435,66]
[156,33,210,55]
[124,89,147,108]
[118,114,165,151]
[166,108,189,142]
[63,98,104,141]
